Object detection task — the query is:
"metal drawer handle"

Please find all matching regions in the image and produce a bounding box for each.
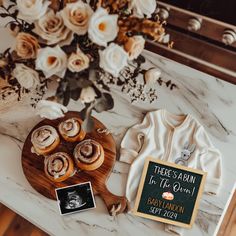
[188,17,202,31]
[157,7,169,20]
[222,29,236,45]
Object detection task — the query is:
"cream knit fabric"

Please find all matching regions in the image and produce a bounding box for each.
[119,109,222,235]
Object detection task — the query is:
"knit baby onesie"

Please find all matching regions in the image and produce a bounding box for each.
[119,109,222,235]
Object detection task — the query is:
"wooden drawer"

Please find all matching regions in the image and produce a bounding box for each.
[146,27,236,84]
[157,2,236,48]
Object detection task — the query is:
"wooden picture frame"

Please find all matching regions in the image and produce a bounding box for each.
[132,157,207,228]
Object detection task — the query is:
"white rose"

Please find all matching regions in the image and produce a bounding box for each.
[80,87,97,103]
[99,43,128,77]
[12,64,39,89]
[16,0,50,23]
[34,10,72,46]
[124,36,145,60]
[145,68,161,84]
[60,0,93,35]
[68,48,90,73]
[36,100,68,120]
[88,8,118,47]
[130,0,156,18]
[36,45,67,78]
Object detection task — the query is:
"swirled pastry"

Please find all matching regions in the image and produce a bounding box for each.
[31,125,60,155]
[44,152,74,182]
[58,117,86,142]
[74,139,104,171]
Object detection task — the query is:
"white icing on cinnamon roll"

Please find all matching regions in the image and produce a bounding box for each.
[59,118,81,137]
[44,152,73,180]
[31,146,40,156]
[31,125,59,149]
[74,139,101,164]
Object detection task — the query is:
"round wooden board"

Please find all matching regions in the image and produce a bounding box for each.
[22,111,128,215]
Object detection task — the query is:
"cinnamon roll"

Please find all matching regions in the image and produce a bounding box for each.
[31,125,60,155]
[73,139,104,171]
[44,152,75,182]
[58,117,86,142]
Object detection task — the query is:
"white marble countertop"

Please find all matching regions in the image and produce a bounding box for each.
[0,27,236,236]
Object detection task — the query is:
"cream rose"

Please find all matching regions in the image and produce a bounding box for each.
[68,48,90,73]
[60,1,93,35]
[36,45,67,78]
[15,32,39,59]
[36,100,68,120]
[12,64,40,89]
[99,43,128,77]
[34,10,72,46]
[88,8,118,47]
[130,0,156,18]
[80,87,97,103]
[144,68,161,84]
[16,0,50,23]
[124,36,145,60]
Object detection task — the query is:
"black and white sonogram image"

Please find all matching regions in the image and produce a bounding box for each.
[55,182,96,215]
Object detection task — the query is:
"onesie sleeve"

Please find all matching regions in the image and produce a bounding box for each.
[195,125,222,195]
[119,112,152,164]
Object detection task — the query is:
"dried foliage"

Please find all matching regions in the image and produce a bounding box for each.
[98,0,130,13]
[117,17,165,44]
[0,0,176,130]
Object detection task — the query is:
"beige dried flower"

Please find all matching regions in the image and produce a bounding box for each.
[15,33,39,59]
[117,17,165,44]
[98,0,131,12]
[50,0,78,11]
[0,58,7,68]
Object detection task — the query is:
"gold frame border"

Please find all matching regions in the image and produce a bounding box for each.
[132,157,207,229]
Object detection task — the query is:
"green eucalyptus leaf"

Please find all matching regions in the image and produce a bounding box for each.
[94,93,114,113]
[0,13,10,18]
[63,85,70,106]
[82,111,94,132]
[77,77,93,88]
[70,88,81,101]
[56,80,68,99]
[80,103,94,120]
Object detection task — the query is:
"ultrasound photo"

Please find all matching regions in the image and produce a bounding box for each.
[55,182,96,215]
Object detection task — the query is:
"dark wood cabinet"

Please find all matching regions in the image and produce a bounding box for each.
[159,0,236,25]
[146,1,236,84]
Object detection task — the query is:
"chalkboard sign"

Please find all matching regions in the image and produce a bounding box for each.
[133,158,206,228]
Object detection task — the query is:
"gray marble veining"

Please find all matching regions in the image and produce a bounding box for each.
[0,31,236,235]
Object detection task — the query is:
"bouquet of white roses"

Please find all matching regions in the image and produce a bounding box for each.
[0,0,174,130]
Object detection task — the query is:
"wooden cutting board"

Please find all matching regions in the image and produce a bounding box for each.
[21,111,129,215]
